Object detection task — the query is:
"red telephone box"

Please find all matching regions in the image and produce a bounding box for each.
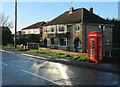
[88,31,103,63]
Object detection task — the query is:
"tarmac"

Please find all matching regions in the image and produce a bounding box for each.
[1,48,120,74]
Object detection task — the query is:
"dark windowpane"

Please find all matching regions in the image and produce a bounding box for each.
[51,38,54,45]
[59,26,64,32]
[59,38,64,45]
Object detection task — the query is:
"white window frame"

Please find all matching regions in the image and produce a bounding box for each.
[22,31,26,35]
[57,25,67,33]
[47,26,56,34]
[28,30,31,34]
[57,38,69,47]
[75,24,80,32]
[43,27,47,32]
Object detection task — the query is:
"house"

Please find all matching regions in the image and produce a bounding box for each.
[21,21,46,46]
[17,31,22,36]
[21,21,46,35]
[43,7,113,54]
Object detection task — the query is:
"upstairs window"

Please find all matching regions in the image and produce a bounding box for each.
[28,30,31,34]
[59,26,65,32]
[75,25,80,32]
[51,27,55,32]
[22,31,25,34]
[43,27,47,32]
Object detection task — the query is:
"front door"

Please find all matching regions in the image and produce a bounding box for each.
[74,37,81,52]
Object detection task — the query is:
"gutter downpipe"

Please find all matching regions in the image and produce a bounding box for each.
[82,8,87,53]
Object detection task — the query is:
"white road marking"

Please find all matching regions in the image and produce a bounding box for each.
[0,49,14,54]
[21,54,47,60]
[1,50,48,60]
[0,62,7,66]
[21,70,59,85]
[56,63,72,85]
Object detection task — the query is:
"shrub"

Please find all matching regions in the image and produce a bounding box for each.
[73,55,81,60]
[59,53,64,55]
[65,54,71,57]
[78,56,88,61]
[16,48,28,51]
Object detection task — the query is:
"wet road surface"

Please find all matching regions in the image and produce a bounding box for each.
[1,52,119,86]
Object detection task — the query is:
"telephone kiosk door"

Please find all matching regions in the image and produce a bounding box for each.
[88,31,103,63]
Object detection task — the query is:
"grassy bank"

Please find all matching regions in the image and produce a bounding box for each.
[3,45,14,49]
[3,45,28,51]
[3,45,88,62]
[28,49,88,62]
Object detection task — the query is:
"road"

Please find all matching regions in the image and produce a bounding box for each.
[1,51,119,86]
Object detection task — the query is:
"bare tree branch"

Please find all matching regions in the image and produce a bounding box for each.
[0,13,14,29]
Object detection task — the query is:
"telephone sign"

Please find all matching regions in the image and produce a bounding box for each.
[88,31,103,63]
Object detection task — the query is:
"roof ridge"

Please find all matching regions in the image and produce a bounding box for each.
[22,21,46,30]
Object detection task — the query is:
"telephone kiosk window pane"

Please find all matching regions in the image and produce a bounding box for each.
[90,38,95,49]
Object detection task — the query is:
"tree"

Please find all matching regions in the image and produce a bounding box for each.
[17,35,27,45]
[106,18,120,48]
[0,13,14,29]
[1,27,14,45]
[26,34,40,43]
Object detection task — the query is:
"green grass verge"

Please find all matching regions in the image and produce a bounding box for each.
[3,45,14,49]
[3,45,88,62]
[28,49,88,62]
[3,45,28,51]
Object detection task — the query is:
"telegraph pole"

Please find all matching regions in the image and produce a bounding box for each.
[14,0,17,49]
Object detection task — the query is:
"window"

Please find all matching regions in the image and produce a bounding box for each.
[59,26,65,32]
[47,28,51,32]
[43,27,47,32]
[22,31,25,34]
[67,25,72,32]
[51,38,54,45]
[59,38,64,45]
[35,30,38,33]
[59,38,69,47]
[51,27,55,32]
[106,39,110,46]
[28,30,31,34]
[47,26,55,33]
[75,25,80,32]
[34,30,36,33]
[56,38,59,45]
[99,25,106,32]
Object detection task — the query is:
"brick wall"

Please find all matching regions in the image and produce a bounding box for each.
[82,24,112,54]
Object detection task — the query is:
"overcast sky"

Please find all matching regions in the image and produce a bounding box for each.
[1,1,119,33]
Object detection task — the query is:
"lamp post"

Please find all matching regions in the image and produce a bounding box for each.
[55,25,58,49]
[14,0,17,49]
[99,24,105,56]
[99,24,105,35]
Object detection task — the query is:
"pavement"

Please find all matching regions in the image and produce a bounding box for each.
[1,48,120,74]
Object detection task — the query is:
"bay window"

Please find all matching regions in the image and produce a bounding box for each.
[51,38,54,45]
[59,38,69,47]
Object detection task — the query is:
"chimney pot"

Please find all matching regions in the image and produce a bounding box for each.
[89,7,93,13]
[69,6,74,14]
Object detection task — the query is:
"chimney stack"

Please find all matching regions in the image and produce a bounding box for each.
[89,7,93,13]
[69,6,74,14]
